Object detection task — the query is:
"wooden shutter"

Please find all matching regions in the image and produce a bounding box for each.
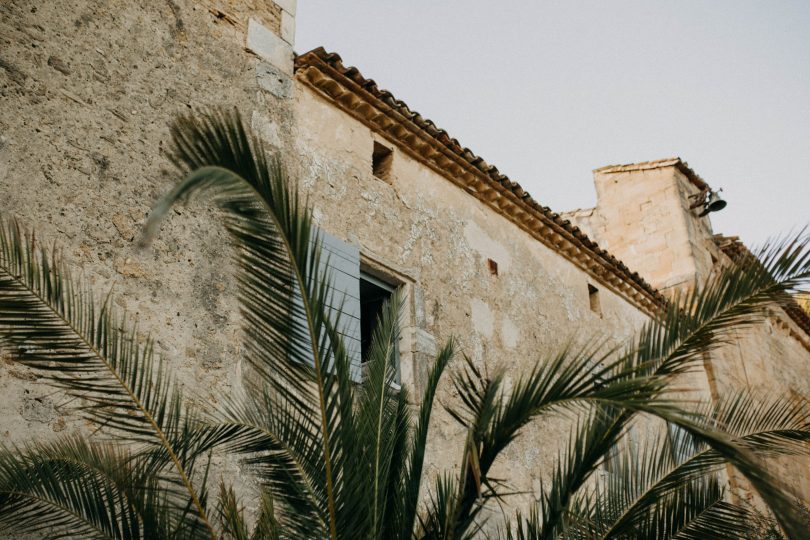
[292,229,362,381]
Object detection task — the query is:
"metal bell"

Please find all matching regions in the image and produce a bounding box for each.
[699,189,727,217]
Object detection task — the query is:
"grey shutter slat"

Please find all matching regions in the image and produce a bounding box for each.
[320,230,362,381]
[290,228,362,382]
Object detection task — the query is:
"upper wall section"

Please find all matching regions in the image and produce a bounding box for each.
[571,158,810,347]
[294,48,666,316]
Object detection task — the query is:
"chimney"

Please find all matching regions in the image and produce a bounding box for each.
[584,158,720,294]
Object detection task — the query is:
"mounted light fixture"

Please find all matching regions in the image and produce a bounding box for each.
[689,188,727,217]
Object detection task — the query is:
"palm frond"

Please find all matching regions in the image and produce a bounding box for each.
[534,407,628,540]
[707,391,810,455]
[199,385,328,536]
[389,340,455,540]
[0,436,173,539]
[141,109,370,538]
[251,491,281,540]
[435,344,669,538]
[492,233,810,539]
[583,233,810,538]
[605,392,810,537]
[628,404,805,539]
[566,430,753,540]
[216,484,249,540]
[417,471,461,539]
[590,475,752,540]
[354,291,408,537]
[0,217,214,536]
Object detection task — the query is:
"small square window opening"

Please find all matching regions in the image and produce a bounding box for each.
[372,141,393,181]
[588,284,601,316]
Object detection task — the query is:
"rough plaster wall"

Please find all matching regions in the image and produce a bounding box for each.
[2,0,809,529]
[0,0,297,515]
[293,83,652,515]
[708,313,810,501]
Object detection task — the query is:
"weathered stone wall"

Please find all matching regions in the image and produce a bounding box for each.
[2,0,809,527]
[0,0,656,520]
[0,0,298,506]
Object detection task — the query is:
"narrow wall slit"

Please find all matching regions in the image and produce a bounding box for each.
[588,283,601,316]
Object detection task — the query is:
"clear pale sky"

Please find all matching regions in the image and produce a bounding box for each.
[297,1,809,248]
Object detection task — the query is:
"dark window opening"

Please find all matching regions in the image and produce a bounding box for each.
[372,141,393,181]
[359,272,395,363]
[588,284,601,316]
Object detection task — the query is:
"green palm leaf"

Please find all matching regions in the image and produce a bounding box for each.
[0,436,172,539]
[0,218,214,537]
[597,393,810,539]
[216,484,250,540]
[141,109,376,539]
[568,430,754,540]
[354,290,409,536]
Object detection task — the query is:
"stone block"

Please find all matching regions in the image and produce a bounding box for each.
[256,62,293,99]
[246,19,293,76]
[274,0,297,16]
[412,285,427,327]
[412,327,437,356]
[281,10,295,45]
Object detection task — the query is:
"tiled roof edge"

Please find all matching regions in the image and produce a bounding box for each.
[714,234,810,347]
[294,47,667,316]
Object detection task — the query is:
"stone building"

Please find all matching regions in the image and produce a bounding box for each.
[1,0,808,516]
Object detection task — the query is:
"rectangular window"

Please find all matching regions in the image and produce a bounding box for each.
[359,271,400,384]
[291,228,401,383]
[359,272,394,361]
